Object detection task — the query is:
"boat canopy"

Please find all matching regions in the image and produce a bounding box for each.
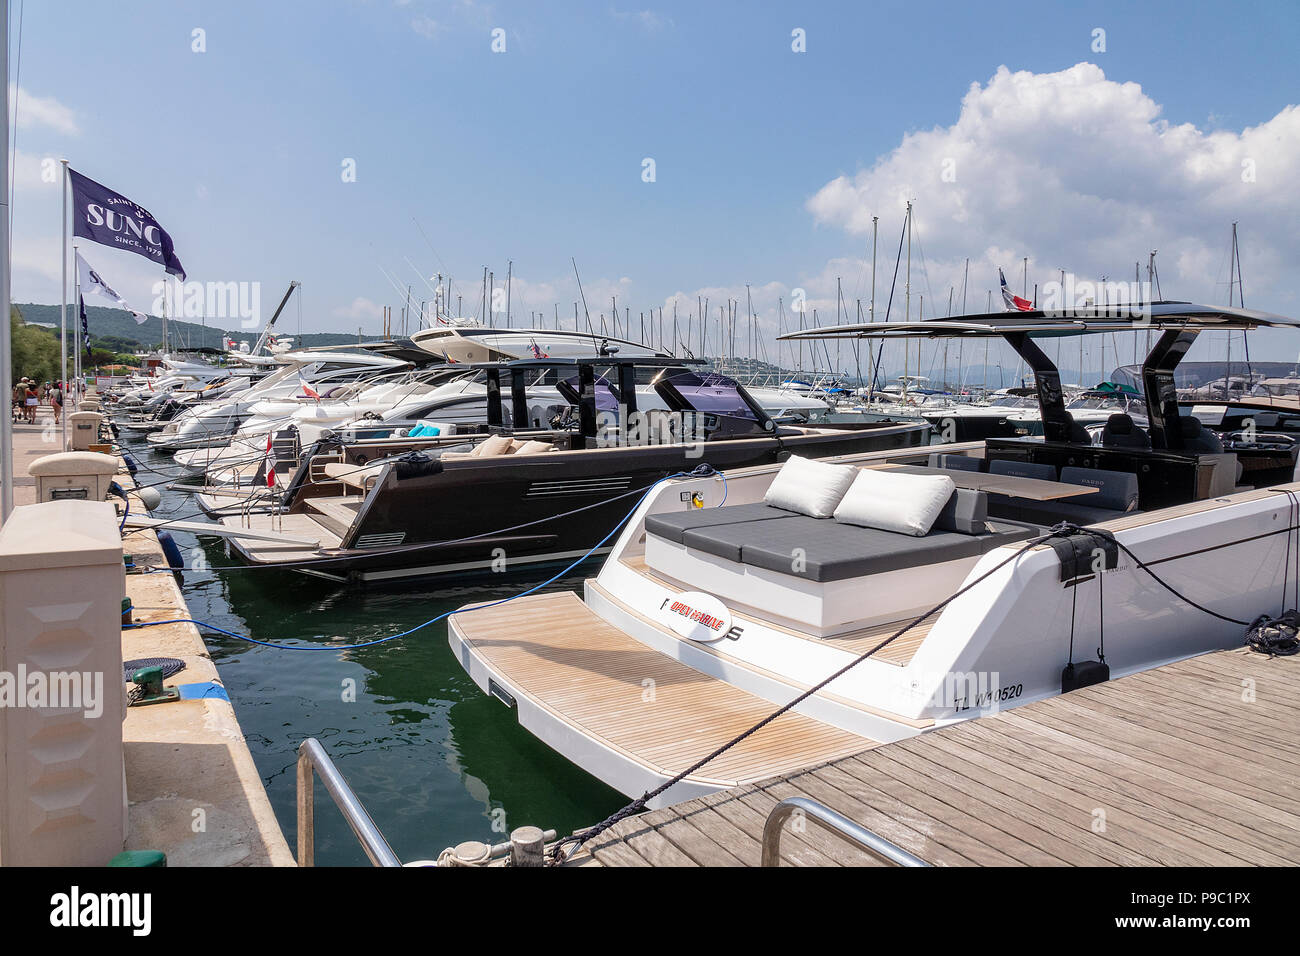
[462,355,771,444]
[776,303,1300,340]
[778,303,1299,450]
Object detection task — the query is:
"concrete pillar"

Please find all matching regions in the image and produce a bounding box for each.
[28,452,119,503]
[68,412,103,451]
[0,500,126,865]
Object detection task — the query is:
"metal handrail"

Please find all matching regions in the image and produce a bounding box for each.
[761,796,930,867]
[296,737,401,867]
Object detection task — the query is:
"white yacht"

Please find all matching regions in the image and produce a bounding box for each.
[161,350,418,465]
[446,304,1300,806]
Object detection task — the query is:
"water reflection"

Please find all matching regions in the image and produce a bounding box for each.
[127,436,626,865]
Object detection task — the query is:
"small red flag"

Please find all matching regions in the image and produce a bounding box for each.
[265,432,276,489]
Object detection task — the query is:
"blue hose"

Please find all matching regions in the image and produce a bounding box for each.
[122,468,725,651]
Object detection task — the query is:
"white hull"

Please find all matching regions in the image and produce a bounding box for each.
[447,452,1297,804]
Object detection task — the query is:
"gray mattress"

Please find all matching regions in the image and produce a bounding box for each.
[647,501,1037,583]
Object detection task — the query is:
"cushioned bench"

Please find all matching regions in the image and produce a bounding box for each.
[987,459,1058,480]
[988,465,1140,526]
[681,517,1035,582]
[645,502,799,545]
[322,461,386,491]
[928,453,984,472]
[646,489,1037,583]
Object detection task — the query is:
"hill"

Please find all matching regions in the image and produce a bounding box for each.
[14,303,376,350]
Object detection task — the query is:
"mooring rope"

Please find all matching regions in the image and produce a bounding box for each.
[549,515,1296,863]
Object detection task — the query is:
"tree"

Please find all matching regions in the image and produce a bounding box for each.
[9,306,62,384]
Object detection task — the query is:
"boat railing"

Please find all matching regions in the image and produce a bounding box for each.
[760,796,930,867]
[307,451,344,484]
[296,737,401,867]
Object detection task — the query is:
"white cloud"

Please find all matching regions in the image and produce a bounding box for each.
[611,9,673,31]
[10,85,78,136]
[806,63,1300,313]
[334,296,384,322]
[410,16,439,39]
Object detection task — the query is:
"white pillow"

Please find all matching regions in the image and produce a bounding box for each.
[833,469,955,536]
[763,455,859,518]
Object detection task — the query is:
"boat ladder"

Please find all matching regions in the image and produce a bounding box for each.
[761,796,930,867]
[296,737,401,867]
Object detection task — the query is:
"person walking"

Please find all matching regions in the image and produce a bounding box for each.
[50,380,63,425]
[23,378,39,424]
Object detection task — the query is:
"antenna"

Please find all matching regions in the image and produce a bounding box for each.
[571,258,598,354]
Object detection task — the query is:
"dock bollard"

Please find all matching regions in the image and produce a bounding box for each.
[510,826,546,867]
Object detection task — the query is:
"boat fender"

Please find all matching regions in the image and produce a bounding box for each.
[157,530,186,571]
[122,451,139,476]
[395,451,441,480]
[1062,659,1110,693]
[133,486,163,511]
[1048,530,1118,580]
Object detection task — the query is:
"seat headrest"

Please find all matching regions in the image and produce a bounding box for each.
[1179,416,1204,437]
[1106,413,1135,434]
[1101,412,1151,449]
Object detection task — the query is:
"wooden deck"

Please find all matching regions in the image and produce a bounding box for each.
[452,591,877,790]
[222,512,341,561]
[577,645,1300,866]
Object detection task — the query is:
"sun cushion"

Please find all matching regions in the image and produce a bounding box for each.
[680,514,1034,582]
[762,455,858,518]
[470,434,514,457]
[644,503,798,544]
[934,487,989,534]
[833,469,955,536]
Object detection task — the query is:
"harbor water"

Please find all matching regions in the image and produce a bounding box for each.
[125,434,626,866]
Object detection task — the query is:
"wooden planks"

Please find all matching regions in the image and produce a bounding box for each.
[582,645,1300,866]
[821,617,936,662]
[454,591,877,789]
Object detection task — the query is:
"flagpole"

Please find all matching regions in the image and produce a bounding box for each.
[73,244,81,391]
[0,0,13,523]
[60,159,69,448]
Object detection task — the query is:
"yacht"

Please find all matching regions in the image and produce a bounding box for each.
[217,357,930,582]
[442,304,1300,806]
[151,346,428,455]
[182,331,857,489]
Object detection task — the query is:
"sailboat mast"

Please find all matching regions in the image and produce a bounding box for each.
[870,215,878,323]
[1232,221,1252,383]
[904,201,911,400]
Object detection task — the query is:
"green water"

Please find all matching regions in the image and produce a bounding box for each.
[126,435,627,866]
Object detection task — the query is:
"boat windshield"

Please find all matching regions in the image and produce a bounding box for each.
[654,370,762,421]
[558,374,620,412]
[1067,393,1146,416]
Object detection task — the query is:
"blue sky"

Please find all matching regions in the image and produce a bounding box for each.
[10,0,1300,370]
